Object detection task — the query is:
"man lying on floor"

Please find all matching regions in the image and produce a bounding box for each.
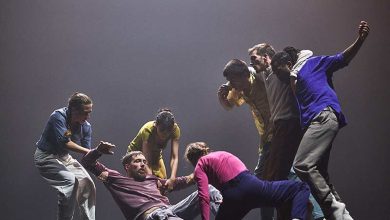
[81,143,222,220]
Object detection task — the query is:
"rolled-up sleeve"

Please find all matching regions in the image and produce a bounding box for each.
[81,123,92,149]
[49,112,70,147]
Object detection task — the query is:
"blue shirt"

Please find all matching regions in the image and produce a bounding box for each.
[296,53,348,129]
[36,107,92,155]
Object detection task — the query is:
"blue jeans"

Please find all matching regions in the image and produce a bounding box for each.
[146,185,222,220]
[216,171,309,220]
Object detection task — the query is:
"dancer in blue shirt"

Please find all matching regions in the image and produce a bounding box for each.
[271,21,370,220]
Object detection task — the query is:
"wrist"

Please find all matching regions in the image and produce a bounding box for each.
[95,148,103,156]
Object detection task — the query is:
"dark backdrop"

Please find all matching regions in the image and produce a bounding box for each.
[1,0,389,219]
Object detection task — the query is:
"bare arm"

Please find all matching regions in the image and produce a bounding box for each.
[65,141,91,154]
[169,139,179,179]
[141,140,153,175]
[163,138,179,190]
[65,140,114,155]
[342,21,370,64]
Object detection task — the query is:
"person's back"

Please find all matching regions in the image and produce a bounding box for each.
[195,151,247,190]
[186,142,310,220]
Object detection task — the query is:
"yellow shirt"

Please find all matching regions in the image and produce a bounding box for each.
[227,74,272,152]
[127,121,180,178]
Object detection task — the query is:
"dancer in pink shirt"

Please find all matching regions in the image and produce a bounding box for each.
[185,142,310,220]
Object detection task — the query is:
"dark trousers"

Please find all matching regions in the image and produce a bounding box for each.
[263,118,303,180]
[293,107,341,215]
[216,171,310,220]
[263,118,304,220]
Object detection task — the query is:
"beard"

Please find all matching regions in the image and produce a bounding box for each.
[129,169,147,181]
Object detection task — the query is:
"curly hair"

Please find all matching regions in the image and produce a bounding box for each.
[184,142,210,166]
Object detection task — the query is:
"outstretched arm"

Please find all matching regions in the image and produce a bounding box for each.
[81,142,116,180]
[342,21,370,64]
[164,138,179,190]
[158,173,195,195]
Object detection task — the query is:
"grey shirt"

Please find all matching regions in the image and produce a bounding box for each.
[261,50,313,123]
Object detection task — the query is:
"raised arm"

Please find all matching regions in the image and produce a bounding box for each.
[81,142,116,180]
[342,21,370,64]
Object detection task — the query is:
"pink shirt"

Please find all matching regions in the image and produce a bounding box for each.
[194,151,248,220]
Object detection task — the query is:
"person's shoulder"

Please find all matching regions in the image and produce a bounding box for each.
[81,121,92,130]
[140,121,155,133]
[49,107,67,120]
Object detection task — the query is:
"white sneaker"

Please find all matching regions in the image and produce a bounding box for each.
[343,208,353,220]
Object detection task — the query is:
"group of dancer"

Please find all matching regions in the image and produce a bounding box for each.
[34,21,370,220]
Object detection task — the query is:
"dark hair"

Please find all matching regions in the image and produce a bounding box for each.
[283,46,301,65]
[68,92,93,112]
[271,51,293,72]
[184,142,210,166]
[248,43,276,58]
[223,59,250,78]
[155,108,175,132]
[121,151,144,167]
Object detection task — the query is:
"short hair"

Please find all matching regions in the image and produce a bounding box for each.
[270,51,292,72]
[222,59,250,78]
[184,142,210,166]
[248,43,276,58]
[283,46,300,65]
[155,108,175,132]
[68,92,93,112]
[121,151,144,167]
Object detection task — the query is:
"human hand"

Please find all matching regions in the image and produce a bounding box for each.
[96,141,116,155]
[164,178,175,191]
[218,83,231,100]
[358,21,370,39]
[157,180,170,195]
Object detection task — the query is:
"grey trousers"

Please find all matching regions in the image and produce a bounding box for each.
[34,148,96,220]
[146,185,222,220]
[293,107,341,215]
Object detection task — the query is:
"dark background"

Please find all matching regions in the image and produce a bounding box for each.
[1,0,389,219]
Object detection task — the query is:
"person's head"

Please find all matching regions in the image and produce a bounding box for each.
[155,108,175,140]
[270,51,293,77]
[248,43,276,73]
[184,142,210,167]
[222,59,251,92]
[68,92,93,124]
[121,151,148,181]
[283,46,300,65]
